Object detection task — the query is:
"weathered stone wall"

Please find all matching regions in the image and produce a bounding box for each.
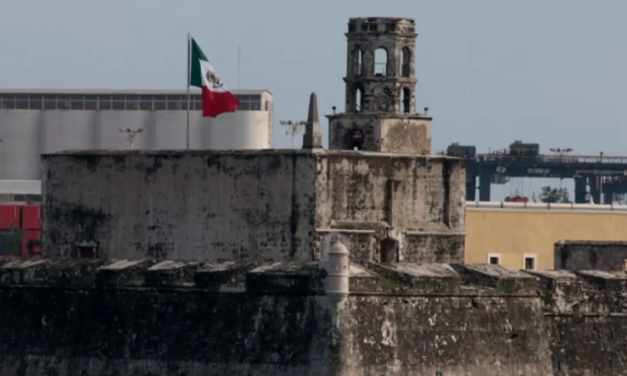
[315,152,465,264]
[42,150,317,262]
[1,257,625,376]
[42,150,464,264]
[554,240,627,271]
[327,114,432,154]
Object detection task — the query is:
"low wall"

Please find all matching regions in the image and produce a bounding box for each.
[0,258,623,375]
[554,240,627,271]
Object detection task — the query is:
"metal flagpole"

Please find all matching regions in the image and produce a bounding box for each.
[186,32,192,150]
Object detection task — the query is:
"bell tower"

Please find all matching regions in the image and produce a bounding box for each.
[327,17,432,154]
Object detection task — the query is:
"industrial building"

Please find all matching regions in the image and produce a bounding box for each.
[0,88,274,181]
[465,201,627,270]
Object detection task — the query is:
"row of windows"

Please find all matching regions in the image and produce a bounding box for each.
[488,253,537,270]
[353,47,412,77]
[0,94,265,111]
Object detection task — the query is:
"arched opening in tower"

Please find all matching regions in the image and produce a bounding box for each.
[401,87,411,113]
[374,48,388,76]
[401,47,411,77]
[353,49,363,76]
[355,86,364,112]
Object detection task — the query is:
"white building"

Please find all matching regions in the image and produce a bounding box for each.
[0,89,274,185]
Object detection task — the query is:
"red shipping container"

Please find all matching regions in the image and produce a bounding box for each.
[21,229,41,257]
[0,205,21,229]
[21,205,41,230]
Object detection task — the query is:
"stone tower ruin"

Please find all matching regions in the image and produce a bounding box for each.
[327,17,432,154]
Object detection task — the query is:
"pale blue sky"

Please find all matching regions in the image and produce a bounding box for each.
[1,0,626,199]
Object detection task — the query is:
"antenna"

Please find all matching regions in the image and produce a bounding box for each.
[119,128,143,150]
[237,46,241,89]
[279,120,306,149]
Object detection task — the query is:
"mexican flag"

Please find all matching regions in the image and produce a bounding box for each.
[189,38,240,118]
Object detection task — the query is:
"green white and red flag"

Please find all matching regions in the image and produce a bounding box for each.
[188,38,239,118]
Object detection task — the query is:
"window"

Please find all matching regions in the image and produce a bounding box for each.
[487,253,501,265]
[84,101,98,111]
[15,94,29,109]
[71,98,85,110]
[374,48,388,76]
[401,47,411,77]
[523,254,537,270]
[30,95,43,110]
[401,87,410,113]
[354,86,364,112]
[153,101,166,111]
[125,100,140,110]
[167,101,182,110]
[0,96,15,109]
[72,241,98,259]
[353,49,363,76]
[139,101,152,111]
[379,237,399,263]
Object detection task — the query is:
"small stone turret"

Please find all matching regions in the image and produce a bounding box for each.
[302,92,323,149]
[323,240,350,308]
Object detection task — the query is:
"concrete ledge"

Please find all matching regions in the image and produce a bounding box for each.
[194,261,256,290]
[96,259,154,287]
[452,264,538,294]
[368,263,460,293]
[245,262,324,295]
[0,258,50,285]
[576,270,627,289]
[5,257,627,305]
[144,260,203,287]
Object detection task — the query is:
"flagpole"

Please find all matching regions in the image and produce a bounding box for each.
[186,32,192,150]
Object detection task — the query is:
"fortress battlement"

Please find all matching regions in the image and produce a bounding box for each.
[2,256,626,310]
[0,256,624,375]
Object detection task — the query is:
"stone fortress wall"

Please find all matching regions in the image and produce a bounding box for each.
[0,15,624,376]
[0,256,625,376]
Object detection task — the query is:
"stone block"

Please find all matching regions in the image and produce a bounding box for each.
[453,264,538,294]
[144,260,203,287]
[95,259,154,287]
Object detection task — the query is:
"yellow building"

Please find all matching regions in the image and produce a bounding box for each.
[465,202,627,270]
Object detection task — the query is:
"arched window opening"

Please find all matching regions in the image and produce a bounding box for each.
[374,48,388,76]
[346,128,364,151]
[401,47,411,77]
[353,49,363,76]
[355,86,364,112]
[401,88,411,113]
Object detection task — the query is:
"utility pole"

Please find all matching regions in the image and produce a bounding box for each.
[279,120,306,149]
[119,128,143,150]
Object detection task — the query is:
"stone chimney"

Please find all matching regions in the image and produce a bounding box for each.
[302,92,323,149]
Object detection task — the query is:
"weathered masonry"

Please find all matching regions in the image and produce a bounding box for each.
[327,17,432,155]
[41,149,465,263]
[554,240,627,271]
[1,258,627,376]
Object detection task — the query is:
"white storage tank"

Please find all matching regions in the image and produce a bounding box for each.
[98,110,152,150]
[153,111,204,149]
[207,111,271,150]
[0,110,41,180]
[42,110,96,153]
